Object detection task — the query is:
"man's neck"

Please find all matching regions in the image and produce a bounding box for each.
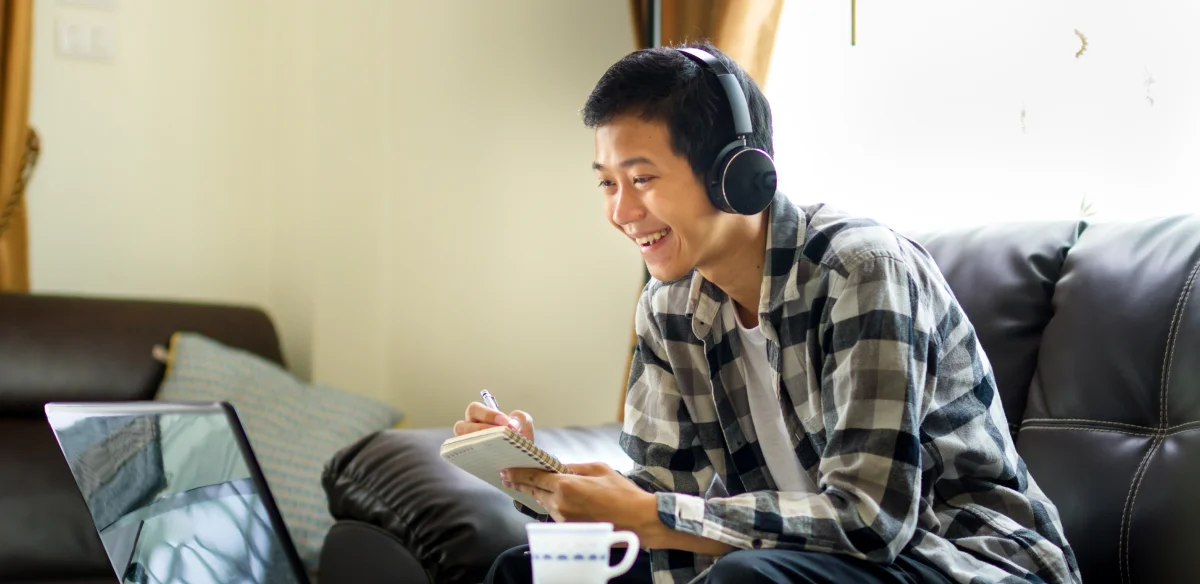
[697,212,770,328]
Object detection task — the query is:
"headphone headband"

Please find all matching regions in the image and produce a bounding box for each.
[675,48,753,139]
[673,46,777,215]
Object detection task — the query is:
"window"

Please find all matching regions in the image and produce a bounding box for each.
[765,0,1200,233]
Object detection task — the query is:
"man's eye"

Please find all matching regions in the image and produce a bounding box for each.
[633,176,653,185]
[597,179,615,188]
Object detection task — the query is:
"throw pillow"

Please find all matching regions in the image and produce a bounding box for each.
[155,332,403,571]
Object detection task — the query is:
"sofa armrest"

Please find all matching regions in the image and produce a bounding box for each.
[322,423,630,584]
[319,520,432,584]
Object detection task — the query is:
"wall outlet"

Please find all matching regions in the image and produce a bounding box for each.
[56,19,114,62]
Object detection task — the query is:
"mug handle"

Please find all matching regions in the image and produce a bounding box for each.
[603,530,641,581]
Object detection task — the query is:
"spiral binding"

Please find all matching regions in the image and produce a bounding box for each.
[503,428,572,474]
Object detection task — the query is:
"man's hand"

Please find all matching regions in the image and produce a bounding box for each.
[503,463,660,536]
[504,463,733,556]
[453,401,534,443]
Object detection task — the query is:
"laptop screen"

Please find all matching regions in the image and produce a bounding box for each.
[45,404,306,584]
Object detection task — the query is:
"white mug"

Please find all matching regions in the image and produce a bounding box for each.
[525,522,641,584]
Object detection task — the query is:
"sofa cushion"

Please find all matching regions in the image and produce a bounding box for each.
[155,332,402,571]
[323,424,632,584]
[910,220,1083,435]
[1018,214,1200,583]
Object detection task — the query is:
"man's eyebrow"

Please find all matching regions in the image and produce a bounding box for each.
[592,156,656,171]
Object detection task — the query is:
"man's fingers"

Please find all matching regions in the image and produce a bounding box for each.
[566,462,612,476]
[511,484,557,518]
[507,478,553,511]
[504,468,558,491]
[508,410,533,432]
[453,421,497,436]
[510,482,550,498]
[466,401,508,426]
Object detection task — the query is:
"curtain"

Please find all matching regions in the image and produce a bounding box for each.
[628,0,784,84]
[0,0,36,292]
[618,0,784,421]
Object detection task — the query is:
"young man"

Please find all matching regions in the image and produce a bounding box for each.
[456,43,1081,584]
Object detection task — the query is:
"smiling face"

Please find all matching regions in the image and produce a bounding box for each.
[595,115,731,282]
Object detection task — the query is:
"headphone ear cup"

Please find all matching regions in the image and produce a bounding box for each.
[707,143,777,215]
[705,142,746,214]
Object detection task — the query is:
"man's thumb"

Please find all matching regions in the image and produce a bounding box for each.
[508,410,532,432]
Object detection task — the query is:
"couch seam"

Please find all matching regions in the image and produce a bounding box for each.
[1017,426,1157,438]
[1018,421,1200,435]
[1167,422,1200,435]
[1161,258,1200,429]
[1119,436,1162,584]
[1019,418,1156,432]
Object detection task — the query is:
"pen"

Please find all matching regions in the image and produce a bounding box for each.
[480,389,501,413]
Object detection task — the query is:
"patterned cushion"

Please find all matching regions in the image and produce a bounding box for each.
[155,332,403,570]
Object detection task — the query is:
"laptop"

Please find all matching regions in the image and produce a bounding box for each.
[44,401,310,584]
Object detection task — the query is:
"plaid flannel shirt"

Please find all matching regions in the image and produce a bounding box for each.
[619,194,1082,584]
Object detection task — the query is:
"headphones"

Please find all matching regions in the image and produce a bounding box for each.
[676,47,778,215]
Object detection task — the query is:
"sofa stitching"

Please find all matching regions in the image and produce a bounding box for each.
[1118,442,1151,584]
[1167,422,1200,435]
[1018,426,1157,438]
[1120,436,1162,584]
[1024,258,1199,435]
[1021,425,1175,583]
[1019,420,1200,435]
[1020,418,1156,432]
[1161,259,1200,429]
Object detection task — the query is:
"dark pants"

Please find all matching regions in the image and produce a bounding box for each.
[486,545,955,584]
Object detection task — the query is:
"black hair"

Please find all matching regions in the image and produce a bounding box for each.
[581,40,774,179]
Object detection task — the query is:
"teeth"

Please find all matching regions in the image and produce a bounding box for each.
[636,229,669,246]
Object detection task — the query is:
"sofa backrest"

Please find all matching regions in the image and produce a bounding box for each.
[916,215,1200,584]
[914,220,1082,437]
[1016,216,1200,584]
[0,293,284,415]
[0,293,284,582]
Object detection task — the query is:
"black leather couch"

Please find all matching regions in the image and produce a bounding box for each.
[0,294,285,584]
[321,215,1200,584]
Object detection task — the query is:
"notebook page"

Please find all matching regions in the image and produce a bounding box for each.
[441,435,558,514]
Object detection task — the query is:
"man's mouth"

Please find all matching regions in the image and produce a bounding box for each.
[635,228,671,252]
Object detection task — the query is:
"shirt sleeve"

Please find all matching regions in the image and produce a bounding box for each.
[619,288,717,498]
[655,255,933,564]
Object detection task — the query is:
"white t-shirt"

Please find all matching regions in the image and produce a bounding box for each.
[734,305,817,493]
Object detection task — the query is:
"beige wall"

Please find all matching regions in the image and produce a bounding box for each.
[29,0,273,305]
[30,0,643,428]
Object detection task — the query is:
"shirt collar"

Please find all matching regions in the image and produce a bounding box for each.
[686,193,807,339]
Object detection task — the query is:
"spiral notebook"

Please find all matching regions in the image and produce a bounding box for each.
[439,426,570,515]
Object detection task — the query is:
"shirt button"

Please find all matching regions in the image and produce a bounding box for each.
[752,539,763,548]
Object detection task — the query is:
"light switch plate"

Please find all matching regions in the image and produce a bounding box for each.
[56,18,114,62]
[57,0,117,9]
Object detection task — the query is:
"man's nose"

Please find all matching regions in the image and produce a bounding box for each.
[611,188,645,225]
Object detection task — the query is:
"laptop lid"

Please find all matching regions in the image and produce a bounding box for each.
[44,401,310,584]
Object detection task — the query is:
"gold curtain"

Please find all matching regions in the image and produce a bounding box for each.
[618,0,784,421]
[628,0,784,85]
[0,0,35,292]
